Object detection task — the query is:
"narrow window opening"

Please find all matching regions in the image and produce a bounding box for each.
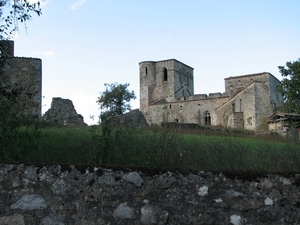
[204,111,211,126]
[240,99,242,112]
[169,105,172,109]
[145,67,148,75]
[163,68,168,81]
[232,103,235,112]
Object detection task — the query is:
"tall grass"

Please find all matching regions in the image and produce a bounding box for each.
[1,124,300,172]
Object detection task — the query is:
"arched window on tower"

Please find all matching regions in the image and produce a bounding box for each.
[163,68,168,81]
[204,111,211,126]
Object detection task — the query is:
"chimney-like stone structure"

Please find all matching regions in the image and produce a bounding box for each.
[0,40,42,119]
[0,40,14,57]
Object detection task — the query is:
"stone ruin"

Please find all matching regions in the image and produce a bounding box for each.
[139,59,283,133]
[42,97,87,126]
[107,109,148,128]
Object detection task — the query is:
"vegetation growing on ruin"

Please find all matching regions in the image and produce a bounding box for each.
[1,124,300,173]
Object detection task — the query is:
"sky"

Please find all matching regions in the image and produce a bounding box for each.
[11,0,300,125]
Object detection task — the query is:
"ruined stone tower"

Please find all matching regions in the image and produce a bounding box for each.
[139,59,194,115]
[0,40,42,118]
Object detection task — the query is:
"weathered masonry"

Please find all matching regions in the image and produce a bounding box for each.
[0,40,42,118]
[139,59,282,132]
[1,164,300,224]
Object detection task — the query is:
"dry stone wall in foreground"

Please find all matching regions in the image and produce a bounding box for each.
[0,164,300,224]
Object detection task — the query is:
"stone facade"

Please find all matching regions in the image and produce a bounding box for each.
[1,163,300,224]
[0,40,42,118]
[43,97,87,126]
[140,59,282,132]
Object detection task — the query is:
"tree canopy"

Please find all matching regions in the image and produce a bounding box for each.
[0,0,44,40]
[277,58,300,114]
[97,83,136,119]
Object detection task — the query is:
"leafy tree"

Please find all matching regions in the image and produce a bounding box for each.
[277,58,300,113]
[97,83,136,119]
[95,83,135,162]
[0,0,45,40]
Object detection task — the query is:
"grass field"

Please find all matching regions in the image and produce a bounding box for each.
[1,124,300,172]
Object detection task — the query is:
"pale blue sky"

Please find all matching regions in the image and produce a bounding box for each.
[12,0,300,124]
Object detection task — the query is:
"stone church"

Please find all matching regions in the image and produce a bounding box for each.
[139,59,282,132]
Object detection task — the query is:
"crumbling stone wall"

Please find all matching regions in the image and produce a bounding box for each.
[0,163,300,224]
[107,109,148,127]
[43,97,87,126]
